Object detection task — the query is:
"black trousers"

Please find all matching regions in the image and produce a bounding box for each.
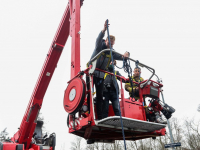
[135,89,139,97]
[93,76,104,120]
[102,90,120,119]
[86,75,104,120]
[131,89,139,98]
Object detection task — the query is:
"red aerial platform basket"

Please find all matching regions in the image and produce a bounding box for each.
[63,49,166,143]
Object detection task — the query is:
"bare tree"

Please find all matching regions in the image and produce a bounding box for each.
[184,118,200,149]
[86,142,102,150]
[127,139,150,150]
[86,143,95,150]
[37,112,49,135]
[126,140,139,150]
[0,128,9,142]
[171,118,183,143]
[108,140,123,150]
[70,136,83,150]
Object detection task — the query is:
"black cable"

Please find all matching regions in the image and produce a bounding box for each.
[124,59,135,98]
[115,52,139,100]
[106,19,127,150]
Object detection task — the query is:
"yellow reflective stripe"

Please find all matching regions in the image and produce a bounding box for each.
[101,52,105,56]
[131,78,137,86]
[132,77,143,83]
[96,52,105,60]
[86,51,113,68]
[128,87,132,93]
[105,52,111,68]
[104,73,108,79]
[106,54,111,57]
[104,71,117,79]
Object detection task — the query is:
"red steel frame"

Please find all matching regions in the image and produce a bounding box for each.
[66,67,166,141]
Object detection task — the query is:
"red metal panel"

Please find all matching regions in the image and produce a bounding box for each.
[123,99,145,120]
[119,79,125,116]
[142,85,151,96]
[2,143,19,150]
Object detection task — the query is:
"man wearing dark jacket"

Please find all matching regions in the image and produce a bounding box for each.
[89,20,129,120]
[102,61,121,119]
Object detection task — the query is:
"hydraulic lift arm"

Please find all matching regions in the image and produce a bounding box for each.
[10,0,83,149]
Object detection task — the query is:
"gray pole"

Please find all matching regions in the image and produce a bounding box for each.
[197,104,200,112]
[160,89,175,150]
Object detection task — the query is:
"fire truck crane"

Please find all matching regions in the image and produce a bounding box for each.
[0,0,175,149]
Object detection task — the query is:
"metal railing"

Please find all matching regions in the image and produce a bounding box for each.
[89,49,156,88]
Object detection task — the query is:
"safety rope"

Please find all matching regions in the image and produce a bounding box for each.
[125,59,135,98]
[106,19,127,150]
[115,56,137,98]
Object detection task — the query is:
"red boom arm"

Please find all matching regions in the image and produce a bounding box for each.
[11,0,82,149]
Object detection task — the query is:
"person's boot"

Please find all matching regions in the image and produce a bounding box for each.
[87,139,95,144]
[161,103,175,119]
[155,112,167,124]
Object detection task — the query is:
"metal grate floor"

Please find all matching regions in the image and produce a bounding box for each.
[96,116,166,132]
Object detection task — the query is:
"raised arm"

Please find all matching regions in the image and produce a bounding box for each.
[94,31,105,52]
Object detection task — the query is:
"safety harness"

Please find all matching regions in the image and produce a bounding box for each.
[100,52,112,68]
[87,51,112,69]
[104,71,117,79]
[130,76,143,88]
